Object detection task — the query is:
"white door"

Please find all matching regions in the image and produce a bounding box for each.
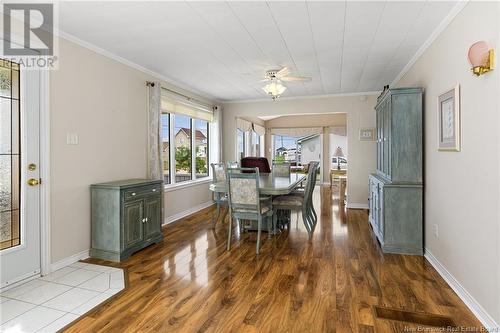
[0,59,41,288]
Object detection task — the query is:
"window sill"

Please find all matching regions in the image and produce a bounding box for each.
[164,177,212,193]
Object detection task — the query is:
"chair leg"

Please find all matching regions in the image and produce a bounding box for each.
[227,216,233,251]
[302,207,312,235]
[272,209,278,235]
[220,205,229,224]
[256,217,262,254]
[267,215,272,238]
[212,201,221,229]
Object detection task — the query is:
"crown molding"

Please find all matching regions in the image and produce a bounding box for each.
[223,91,381,104]
[53,29,221,104]
[391,0,469,87]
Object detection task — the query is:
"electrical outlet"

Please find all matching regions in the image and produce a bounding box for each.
[66,132,79,145]
[432,224,439,238]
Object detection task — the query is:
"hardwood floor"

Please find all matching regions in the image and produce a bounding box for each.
[65,186,483,332]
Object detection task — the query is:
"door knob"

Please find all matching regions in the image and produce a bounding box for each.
[27,178,40,186]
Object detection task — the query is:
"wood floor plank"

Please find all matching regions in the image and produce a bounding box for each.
[64,185,484,332]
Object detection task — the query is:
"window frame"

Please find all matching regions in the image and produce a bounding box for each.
[236,128,245,160]
[194,118,209,179]
[162,112,212,189]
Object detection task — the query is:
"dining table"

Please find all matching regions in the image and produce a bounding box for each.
[209,172,307,232]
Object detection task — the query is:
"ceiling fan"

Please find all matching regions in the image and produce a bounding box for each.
[261,67,311,100]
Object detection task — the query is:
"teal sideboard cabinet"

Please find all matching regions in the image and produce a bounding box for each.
[90,179,163,261]
[369,88,423,255]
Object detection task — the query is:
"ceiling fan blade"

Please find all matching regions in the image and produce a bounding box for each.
[276,67,290,77]
[281,76,312,82]
[259,78,271,82]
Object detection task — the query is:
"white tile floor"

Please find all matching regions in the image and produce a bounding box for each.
[0,262,124,332]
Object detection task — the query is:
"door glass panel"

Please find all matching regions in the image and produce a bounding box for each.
[0,59,21,251]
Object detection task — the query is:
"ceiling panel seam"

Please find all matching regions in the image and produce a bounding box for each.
[305,1,326,95]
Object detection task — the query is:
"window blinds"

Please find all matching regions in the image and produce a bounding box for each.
[270,127,323,137]
[161,88,214,122]
[236,118,266,136]
[253,124,266,136]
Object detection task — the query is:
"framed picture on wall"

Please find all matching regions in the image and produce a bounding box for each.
[359,128,375,141]
[438,84,460,151]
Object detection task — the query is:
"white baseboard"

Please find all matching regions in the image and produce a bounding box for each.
[50,249,90,273]
[425,249,499,331]
[163,201,214,225]
[346,203,368,209]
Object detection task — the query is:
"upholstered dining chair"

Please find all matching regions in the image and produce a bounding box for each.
[272,161,291,177]
[272,162,319,237]
[226,167,273,254]
[211,163,229,228]
[227,161,239,169]
[210,161,240,229]
[240,157,271,173]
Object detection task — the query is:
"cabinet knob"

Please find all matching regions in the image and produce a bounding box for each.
[152,189,156,192]
[142,218,146,223]
[131,192,136,196]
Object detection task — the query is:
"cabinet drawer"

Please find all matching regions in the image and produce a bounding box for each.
[123,185,162,201]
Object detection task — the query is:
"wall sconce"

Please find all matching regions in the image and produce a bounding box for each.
[468,41,495,76]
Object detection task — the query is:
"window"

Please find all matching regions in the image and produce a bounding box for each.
[161,113,211,185]
[161,114,170,184]
[251,131,260,157]
[195,119,209,178]
[174,114,192,183]
[236,129,245,160]
[273,135,298,163]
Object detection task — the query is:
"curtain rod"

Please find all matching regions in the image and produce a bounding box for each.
[146,81,214,110]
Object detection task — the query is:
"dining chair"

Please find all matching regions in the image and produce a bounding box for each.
[227,161,239,169]
[210,163,229,228]
[226,167,273,254]
[240,157,271,173]
[272,161,291,177]
[291,161,319,223]
[272,162,319,237]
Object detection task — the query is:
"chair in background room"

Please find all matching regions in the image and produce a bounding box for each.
[240,157,271,173]
[272,162,319,236]
[226,167,273,254]
[272,161,291,177]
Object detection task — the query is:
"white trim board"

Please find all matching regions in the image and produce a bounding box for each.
[163,201,214,226]
[224,90,381,104]
[50,249,90,273]
[425,249,499,331]
[40,70,51,276]
[390,1,469,87]
[346,203,369,210]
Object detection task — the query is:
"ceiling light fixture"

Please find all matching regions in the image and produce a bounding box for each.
[262,79,287,100]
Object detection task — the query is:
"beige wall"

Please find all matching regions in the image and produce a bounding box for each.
[50,37,212,263]
[395,2,500,323]
[222,95,377,207]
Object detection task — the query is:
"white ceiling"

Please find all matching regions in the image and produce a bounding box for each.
[58,1,458,101]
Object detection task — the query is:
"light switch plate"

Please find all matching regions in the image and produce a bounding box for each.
[66,132,79,145]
